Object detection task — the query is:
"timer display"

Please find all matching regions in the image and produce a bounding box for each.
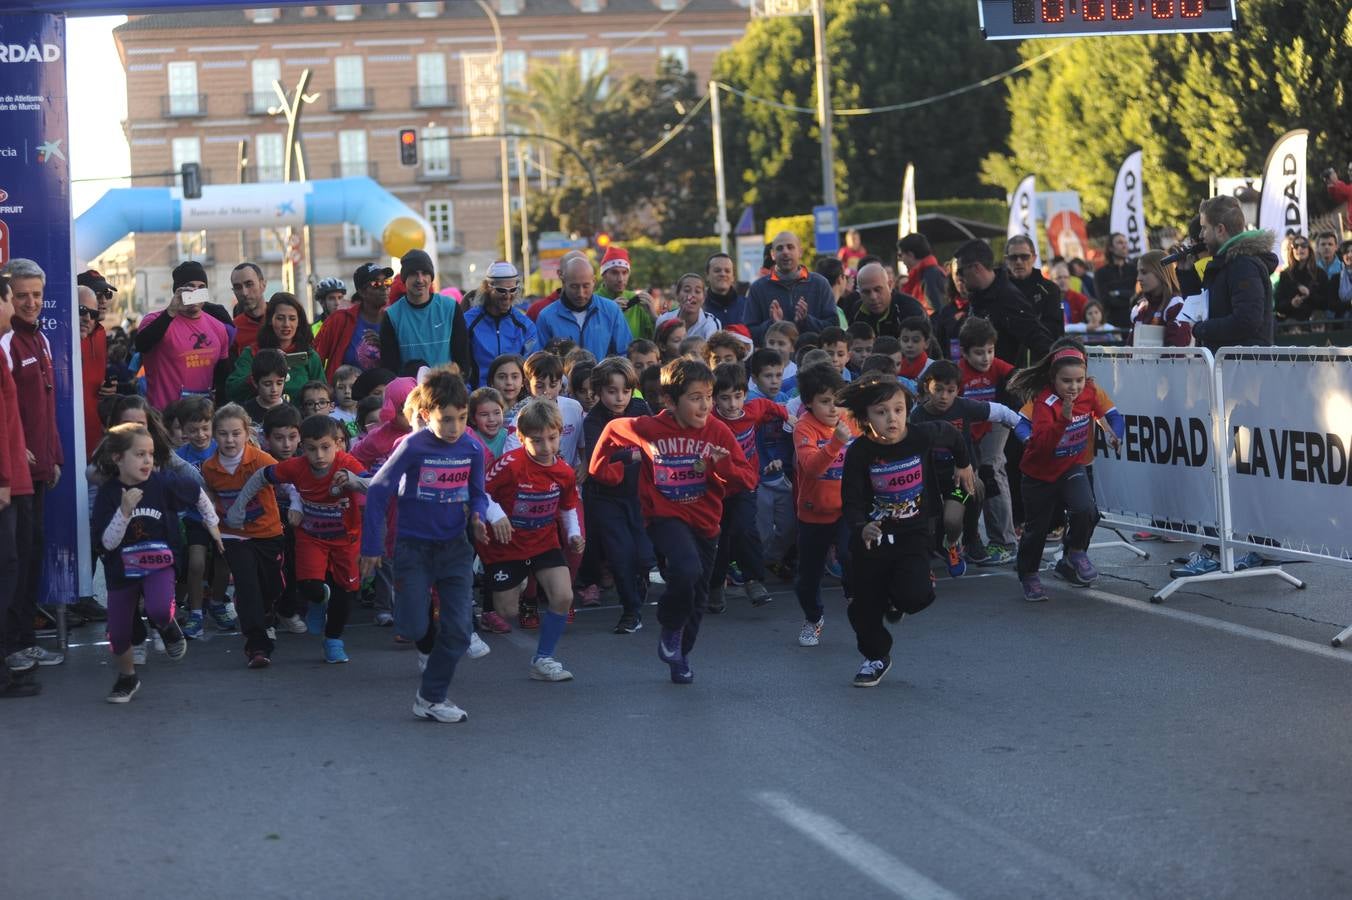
[981,0,1233,39]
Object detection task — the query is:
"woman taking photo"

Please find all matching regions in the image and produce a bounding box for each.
[1129,250,1192,347]
[227,292,325,402]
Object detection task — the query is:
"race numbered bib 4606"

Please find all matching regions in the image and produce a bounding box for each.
[869,456,925,520]
[653,453,709,502]
[121,541,175,579]
[415,457,472,504]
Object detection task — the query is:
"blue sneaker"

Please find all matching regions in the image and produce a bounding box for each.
[825,555,844,580]
[1235,552,1265,570]
[323,638,348,664]
[657,628,684,665]
[1170,551,1219,578]
[208,601,238,632]
[182,611,205,640]
[945,544,967,578]
[306,584,331,634]
[669,657,693,684]
[725,563,746,587]
[1020,574,1048,602]
[978,544,1016,567]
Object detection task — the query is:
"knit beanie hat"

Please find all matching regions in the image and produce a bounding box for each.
[172,260,209,290]
[400,249,435,281]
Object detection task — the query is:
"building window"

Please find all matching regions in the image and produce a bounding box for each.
[255,133,284,182]
[342,223,372,256]
[498,0,521,14]
[657,0,680,10]
[416,52,449,107]
[171,136,200,172]
[425,200,455,246]
[502,50,527,90]
[250,59,280,113]
[421,126,451,178]
[166,61,199,115]
[249,8,280,23]
[659,45,688,72]
[258,228,285,261]
[338,129,367,178]
[579,48,609,98]
[333,55,366,109]
[331,5,359,20]
[579,0,601,11]
[411,1,440,16]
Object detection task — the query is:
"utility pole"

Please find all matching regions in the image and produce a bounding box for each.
[236,139,248,264]
[710,81,730,254]
[474,0,514,267]
[516,139,531,275]
[809,0,836,209]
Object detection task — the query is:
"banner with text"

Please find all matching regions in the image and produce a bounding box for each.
[0,13,86,602]
[1007,175,1040,268]
[1110,149,1148,259]
[1088,347,1219,530]
[1257,129,1308,261]
[1220,348,1352,558]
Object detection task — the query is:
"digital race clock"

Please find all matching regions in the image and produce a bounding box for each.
[979,0,1235,39]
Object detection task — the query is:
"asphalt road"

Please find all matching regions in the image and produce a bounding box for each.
[5,534,1352,900]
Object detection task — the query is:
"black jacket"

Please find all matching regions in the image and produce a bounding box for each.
[581,397,652,500]
[1094,260,1139,327]
[967,269,1054,366]
[845,292,927,339]
[1183,230,1278,351]
[1274,265,1330,322]
[1008,270,1067,340]
[931,300,968,360]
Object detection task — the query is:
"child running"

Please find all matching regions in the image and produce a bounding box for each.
[361,369,490,723]
[93,423,222,702]
[839,375,975,687]
[480,398,584,681]
[1008,341,1121,601]
[589,358,756,684]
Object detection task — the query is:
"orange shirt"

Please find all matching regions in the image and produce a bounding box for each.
[793,412,859,523]
[201,443,283,540]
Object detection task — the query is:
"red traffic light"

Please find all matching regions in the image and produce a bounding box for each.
[399,128,418,166]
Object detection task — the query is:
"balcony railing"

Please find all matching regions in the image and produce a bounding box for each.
[330,160,379,179]
[411,84,459,109]
[162,93,207,117]
[336,236,376,259]
[330,87,375,111]
[242,164,285,183]
[416,158,462,183]
[244,91,277,115]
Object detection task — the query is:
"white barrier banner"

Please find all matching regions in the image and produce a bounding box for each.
[1088,348,1219,529]
[1220,349,1352,552]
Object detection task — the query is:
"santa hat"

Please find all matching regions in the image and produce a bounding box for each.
[726,324,754,350]
[599,245,631,274]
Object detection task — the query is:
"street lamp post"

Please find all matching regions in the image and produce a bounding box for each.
[809,0,836,209]
[474,0,514,268]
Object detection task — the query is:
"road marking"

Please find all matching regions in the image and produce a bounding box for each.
[1078,586,1352,665]
[754,791,963,900]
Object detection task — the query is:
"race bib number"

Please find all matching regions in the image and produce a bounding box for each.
[216,488,264,523]
[653,453,709,502]
[1055,414,1091,458]
[510,486,560,530]
[821,439,848,481]
[869,456,925,520]
[415,457,472,504]
[180,388,212,401]
[732,423,757,460]
[965,382,995,403]
[121,541,174,579]
[300,498,347,537]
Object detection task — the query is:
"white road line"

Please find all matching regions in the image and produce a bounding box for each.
[755,791,963,900]
[1077,586,1352,665]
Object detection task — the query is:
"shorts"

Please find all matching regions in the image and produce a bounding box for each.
[485,548,567,592]
[294,534,360,590]
[184,518,214,549]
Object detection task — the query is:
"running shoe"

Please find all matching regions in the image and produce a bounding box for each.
[11,645,64,667]
[657,628,684,665]
[978,544,1016,567]
[106,674,140,704]
[279,614,308,634]
[208,601,239,632]
[706,585,727,614]
[745,580,772,607]
[1235,552,1265,571]
[1065,551,1099,585]
[577,584,602,607]
[725,563,746,587]
[669,656,693,684]
[417,652,429,673]
[162,622,188,661]
[1046,526,1065,543]
[529,656,573,682]
[853,657,891,687]
[467,633,491,659]
[766,560,795,582]
[614,611,643,634]
[373,611,394,627]
[247,650,270,669]
[963,544,990,565]
[265,627,276,642]
[945,544,967,578]
[481,611,512,634]
[413,692,467,723]
[825,553,843,580]
[798,617,823,647]
[1170,550,1219,578]
[323,638,349,664]
[1020,574,1048,602]
[72,597,108,622]
[519,606,540,630]
[1133,531,1161,542]
[182,611,205,640]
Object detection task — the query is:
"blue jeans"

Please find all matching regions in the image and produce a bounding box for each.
[795,517,850,624]
[394,534,475,703]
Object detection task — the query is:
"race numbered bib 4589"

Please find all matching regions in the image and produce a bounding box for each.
[121,541,174,579]
[416,457,472,504]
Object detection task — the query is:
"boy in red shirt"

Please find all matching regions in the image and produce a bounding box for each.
[227,415,368,663]
[589,358,755,683]
[709,361,788,611]
[480,399,584,682]
[957,317,1018,560]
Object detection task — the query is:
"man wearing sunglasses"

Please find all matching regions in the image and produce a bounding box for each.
[1003,235,1066,340]
[315,262,393,380]
[463,261,538,387]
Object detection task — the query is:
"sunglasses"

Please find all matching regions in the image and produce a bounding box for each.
[79,307,100,319]
[491,285,520,295]
[1292,242,1309,249]
[366,280,390,289]
[96,290,114,300]
[1006,253,1033,262]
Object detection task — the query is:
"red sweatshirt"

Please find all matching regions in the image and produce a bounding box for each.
[81,324,107,460]
[714,398,789,487]
[0,346,33,497]
[959,357,1015,441]
[1020,385,1114,483]
[793,412,859,523]
[0,320,63,482]
[588,409,756,538]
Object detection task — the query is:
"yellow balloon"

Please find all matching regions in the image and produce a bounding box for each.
[382,216,425,257]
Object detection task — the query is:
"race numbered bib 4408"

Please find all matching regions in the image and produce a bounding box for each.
[416,457,472,504]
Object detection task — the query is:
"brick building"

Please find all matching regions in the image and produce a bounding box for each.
[112,1,749,312]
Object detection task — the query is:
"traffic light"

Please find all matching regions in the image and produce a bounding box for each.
[595,232,612,250]
[399,129,418,166]
[181,162,202,200]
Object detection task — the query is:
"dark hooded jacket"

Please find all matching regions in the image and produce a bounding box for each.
[1182,230,1278,350]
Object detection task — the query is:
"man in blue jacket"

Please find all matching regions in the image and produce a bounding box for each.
[745,231,839,343]
[535,256,633,358]
[463,261,538,386]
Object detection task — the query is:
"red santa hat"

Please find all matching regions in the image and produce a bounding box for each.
[599,245,631,274]
[725,324,754,350]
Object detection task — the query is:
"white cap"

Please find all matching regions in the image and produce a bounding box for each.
[486,261,519,280]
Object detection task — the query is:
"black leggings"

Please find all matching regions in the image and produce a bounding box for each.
[1016,466,1097,576]
[300,580,353,640]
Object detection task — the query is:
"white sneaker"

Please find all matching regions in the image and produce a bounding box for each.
[265,626,277,641]
[798,617,823,647]
[412,692,467,723]
[467,632,490,659]
[279,614,307,634]
[417,652,429,673]
[14,645,64,667]
[132,642,147,666]
[529,656,573,682]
